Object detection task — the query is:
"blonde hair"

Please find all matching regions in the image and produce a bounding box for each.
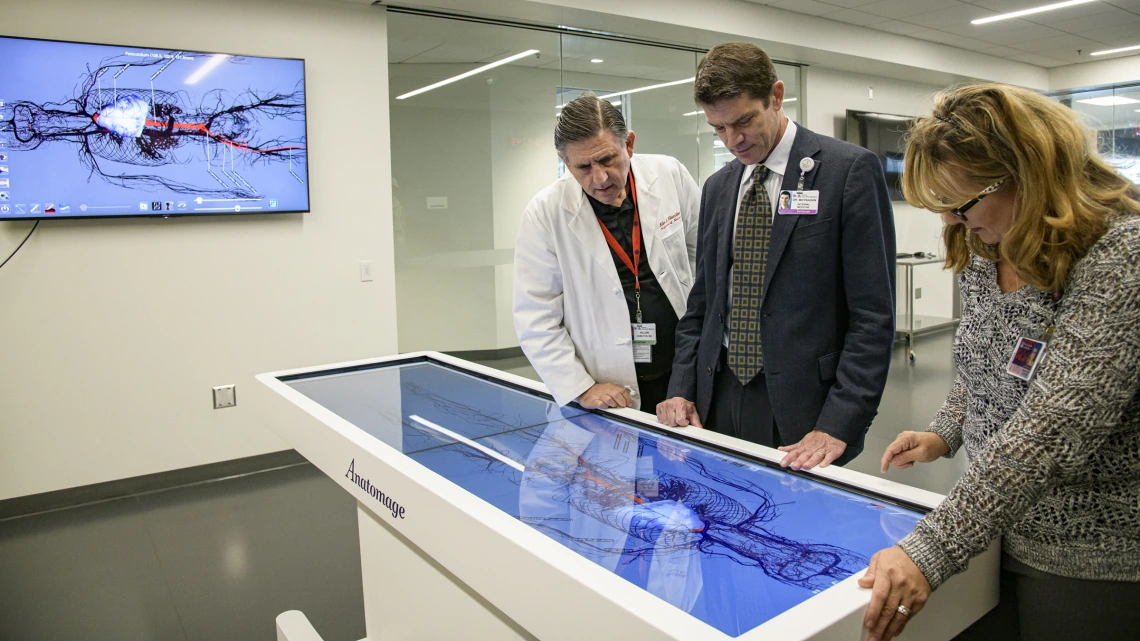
[903,83,1140,292]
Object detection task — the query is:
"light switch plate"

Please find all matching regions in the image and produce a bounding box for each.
[213,384,236,409]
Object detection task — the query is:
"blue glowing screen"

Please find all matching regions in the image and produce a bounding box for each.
[285,360,922,637]
[0,36,307,220]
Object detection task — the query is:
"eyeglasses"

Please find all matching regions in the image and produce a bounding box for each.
[949,179,1005,222]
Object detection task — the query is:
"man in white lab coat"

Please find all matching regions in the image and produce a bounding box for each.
[513,93,700,412]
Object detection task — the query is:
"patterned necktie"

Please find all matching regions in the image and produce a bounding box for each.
[728,166,772,385]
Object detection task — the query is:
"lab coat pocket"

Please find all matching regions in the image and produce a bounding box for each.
[661,231,691,285]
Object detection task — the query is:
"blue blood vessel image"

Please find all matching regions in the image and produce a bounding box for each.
[286,361,923,637]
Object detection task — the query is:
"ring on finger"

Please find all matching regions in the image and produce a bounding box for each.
[896,604,911,618]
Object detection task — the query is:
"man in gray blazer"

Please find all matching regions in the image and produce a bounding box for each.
[658,42,895,470]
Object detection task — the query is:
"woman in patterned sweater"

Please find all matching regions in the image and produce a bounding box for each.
[860,83,1140,641]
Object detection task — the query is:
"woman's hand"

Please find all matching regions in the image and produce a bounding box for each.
[858,546,932,641]
[880,431,951,472]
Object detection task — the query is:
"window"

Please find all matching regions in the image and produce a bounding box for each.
[1051,82,1140,184]
[388,11,801,353]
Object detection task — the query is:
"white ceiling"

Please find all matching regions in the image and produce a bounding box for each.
[745,0,1140,67]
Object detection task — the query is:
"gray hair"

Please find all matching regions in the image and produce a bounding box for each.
[554,92,628,157]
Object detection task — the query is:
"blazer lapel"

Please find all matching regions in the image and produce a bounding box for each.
[764,130,822,296]
[565,177,623,289]
[717,160,746,303]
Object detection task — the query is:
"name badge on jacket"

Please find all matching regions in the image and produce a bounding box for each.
[777,190,819,215]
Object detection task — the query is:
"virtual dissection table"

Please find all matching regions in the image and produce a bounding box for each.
[256,353,998,641]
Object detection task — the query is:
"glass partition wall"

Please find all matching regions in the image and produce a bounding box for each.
[1050,82,1140,184]
[389,11,801,353]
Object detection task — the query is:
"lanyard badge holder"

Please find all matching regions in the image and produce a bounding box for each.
[777,157,820,215]
[596,171,655,363]
[1006,293,1063,382]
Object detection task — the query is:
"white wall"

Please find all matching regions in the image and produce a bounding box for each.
[0,0,396,500]
[1050,55,1140,91]
[804,67,954,321]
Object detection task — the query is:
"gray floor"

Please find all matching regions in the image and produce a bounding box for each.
[0,464,366,641]
[0,331,962,641]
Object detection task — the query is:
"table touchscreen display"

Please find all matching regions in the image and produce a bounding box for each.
[285,360,923,637]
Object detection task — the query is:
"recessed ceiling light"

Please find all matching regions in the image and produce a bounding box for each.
[599,77,695,100]
[397,49,540,100]
[684,110,703,116]
[713,140,725,148]
[1090,44,1140,56]
[591,59,604,63]
[864,113,913,121]
[784,97,798,103]
[971,0,1097,25]
[1075,96,1140,106]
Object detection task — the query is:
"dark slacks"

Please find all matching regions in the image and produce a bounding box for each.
[706,348,781,446]
[954,553,1140,641]
[705,347,861,466]
[636,370,671,414]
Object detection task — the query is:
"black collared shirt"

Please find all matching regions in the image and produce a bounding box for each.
[586,179,678,378]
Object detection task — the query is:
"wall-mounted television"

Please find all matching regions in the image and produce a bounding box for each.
[0,36,308,221]
[845,110,915,202]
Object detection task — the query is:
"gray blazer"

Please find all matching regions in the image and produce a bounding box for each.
[667,125,896,448]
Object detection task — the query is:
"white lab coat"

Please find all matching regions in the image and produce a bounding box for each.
[513,154,701,410]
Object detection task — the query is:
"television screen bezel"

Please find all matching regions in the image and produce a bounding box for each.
[845,109,915,203]
[0,34,310,221]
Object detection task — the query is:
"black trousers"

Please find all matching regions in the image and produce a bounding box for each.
[706,348,781,446]
[954,553,1140,641]
[636,370,671,413]
[706,347,861,466]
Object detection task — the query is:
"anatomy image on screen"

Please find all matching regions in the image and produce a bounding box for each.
[286,361,923,637]
[0,37,308,218]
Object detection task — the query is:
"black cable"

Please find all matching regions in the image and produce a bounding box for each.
[0,220,40,271]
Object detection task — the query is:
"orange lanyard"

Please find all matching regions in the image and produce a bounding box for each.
[594,171,643,322]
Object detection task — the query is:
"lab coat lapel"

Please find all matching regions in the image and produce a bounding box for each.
[631,158,662,263]
[632,158,684,308]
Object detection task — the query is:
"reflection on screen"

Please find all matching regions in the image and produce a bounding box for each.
[287,361,923,637]
[0,36,307,220]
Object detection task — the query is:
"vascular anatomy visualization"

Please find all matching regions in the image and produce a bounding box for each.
[0,37,308,217]
[286,362,924,637]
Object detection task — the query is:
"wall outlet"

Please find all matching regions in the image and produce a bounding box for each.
[915,287,923,299]
[213,384,236,409]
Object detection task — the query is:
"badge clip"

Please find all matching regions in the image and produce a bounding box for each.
[797,157,815,191]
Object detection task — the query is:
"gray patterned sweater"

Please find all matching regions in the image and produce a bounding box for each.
[898,212,1140,589]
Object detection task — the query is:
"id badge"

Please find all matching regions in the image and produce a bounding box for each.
[1006,336,1047,381]
[632,323,657,345]
[632,343,652,363]
[777,190,819,215]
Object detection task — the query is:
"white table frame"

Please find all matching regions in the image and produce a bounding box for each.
[256,351,998,641]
